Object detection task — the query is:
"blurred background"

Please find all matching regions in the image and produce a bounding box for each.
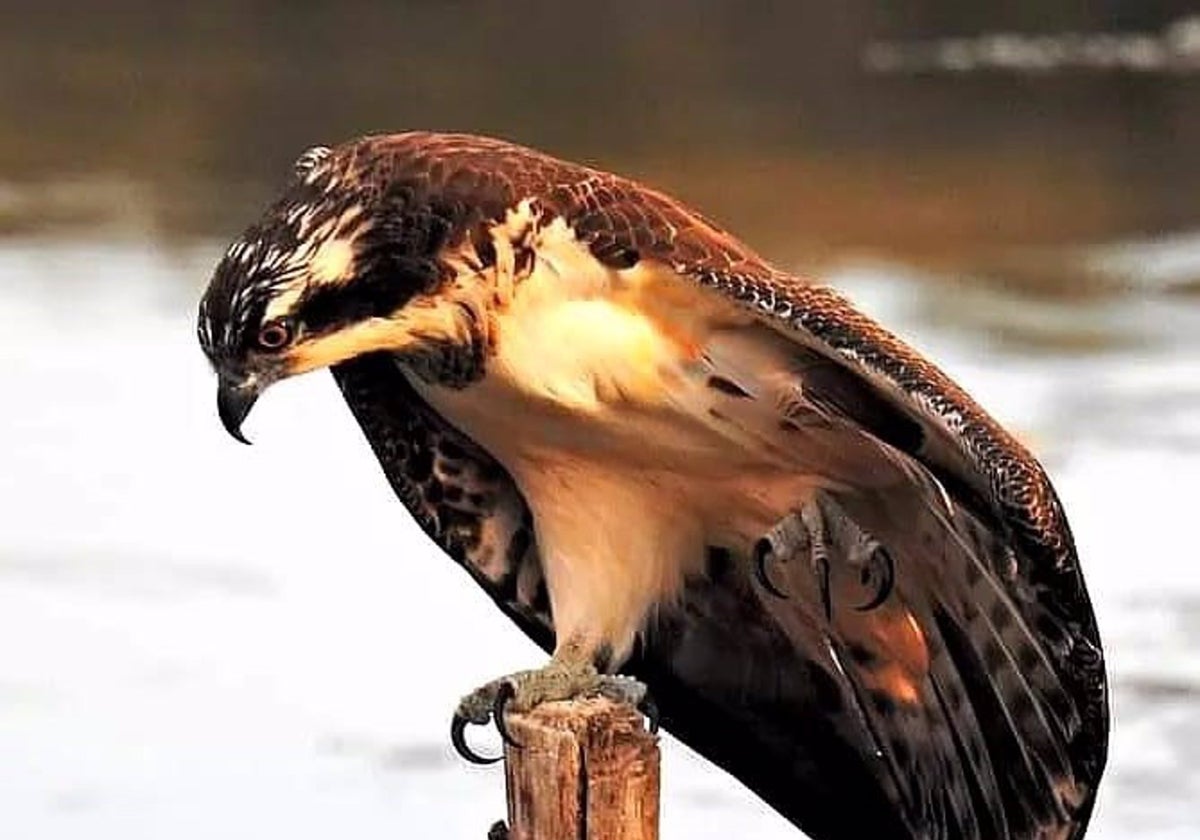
[2,2,1198,838]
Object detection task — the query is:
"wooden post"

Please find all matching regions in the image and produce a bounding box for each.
[499,697,659,840]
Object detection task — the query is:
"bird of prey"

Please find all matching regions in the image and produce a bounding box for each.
[197,132,1108,840]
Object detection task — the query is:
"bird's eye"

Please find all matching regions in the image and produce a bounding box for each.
[256,320,293,351]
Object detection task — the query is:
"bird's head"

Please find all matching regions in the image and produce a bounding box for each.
[197,142,465,443]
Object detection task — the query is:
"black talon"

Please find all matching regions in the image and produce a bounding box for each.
[492,682,522,750]
[639,693,661,734]
[854,546,895,612]
[815,552,833,621]
[753,538,789,599]
[451,713,503,765]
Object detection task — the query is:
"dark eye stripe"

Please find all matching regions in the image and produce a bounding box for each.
[293,256,439,334]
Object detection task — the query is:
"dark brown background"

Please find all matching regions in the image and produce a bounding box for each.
[2,0,1197,277]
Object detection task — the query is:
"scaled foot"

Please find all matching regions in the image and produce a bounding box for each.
[450,658,657,764]
[754,491,895,619]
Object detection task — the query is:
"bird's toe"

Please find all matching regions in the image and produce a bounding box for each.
[450,664,657,764]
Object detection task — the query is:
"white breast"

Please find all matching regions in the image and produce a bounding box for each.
[412,213,820,660]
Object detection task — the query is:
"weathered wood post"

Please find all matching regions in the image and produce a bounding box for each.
[495,697,660,840]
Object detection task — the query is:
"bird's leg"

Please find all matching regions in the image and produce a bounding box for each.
[800,501,835,621]
[451,636,657,765]
[753,510,812,600]
[754,492,895,619]
[755,503,835,618]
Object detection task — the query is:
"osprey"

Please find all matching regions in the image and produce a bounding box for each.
[197,133,1108,840]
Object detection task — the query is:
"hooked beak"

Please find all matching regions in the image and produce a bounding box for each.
[217,376,260,445]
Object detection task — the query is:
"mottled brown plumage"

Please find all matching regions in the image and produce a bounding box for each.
[199,132,1108,840]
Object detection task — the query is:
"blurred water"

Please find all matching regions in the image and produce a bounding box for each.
[864,14,1200,74]
[1,235,1198,839]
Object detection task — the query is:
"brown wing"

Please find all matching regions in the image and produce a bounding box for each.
[331,351,553,651]
[323,134,1108,839]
